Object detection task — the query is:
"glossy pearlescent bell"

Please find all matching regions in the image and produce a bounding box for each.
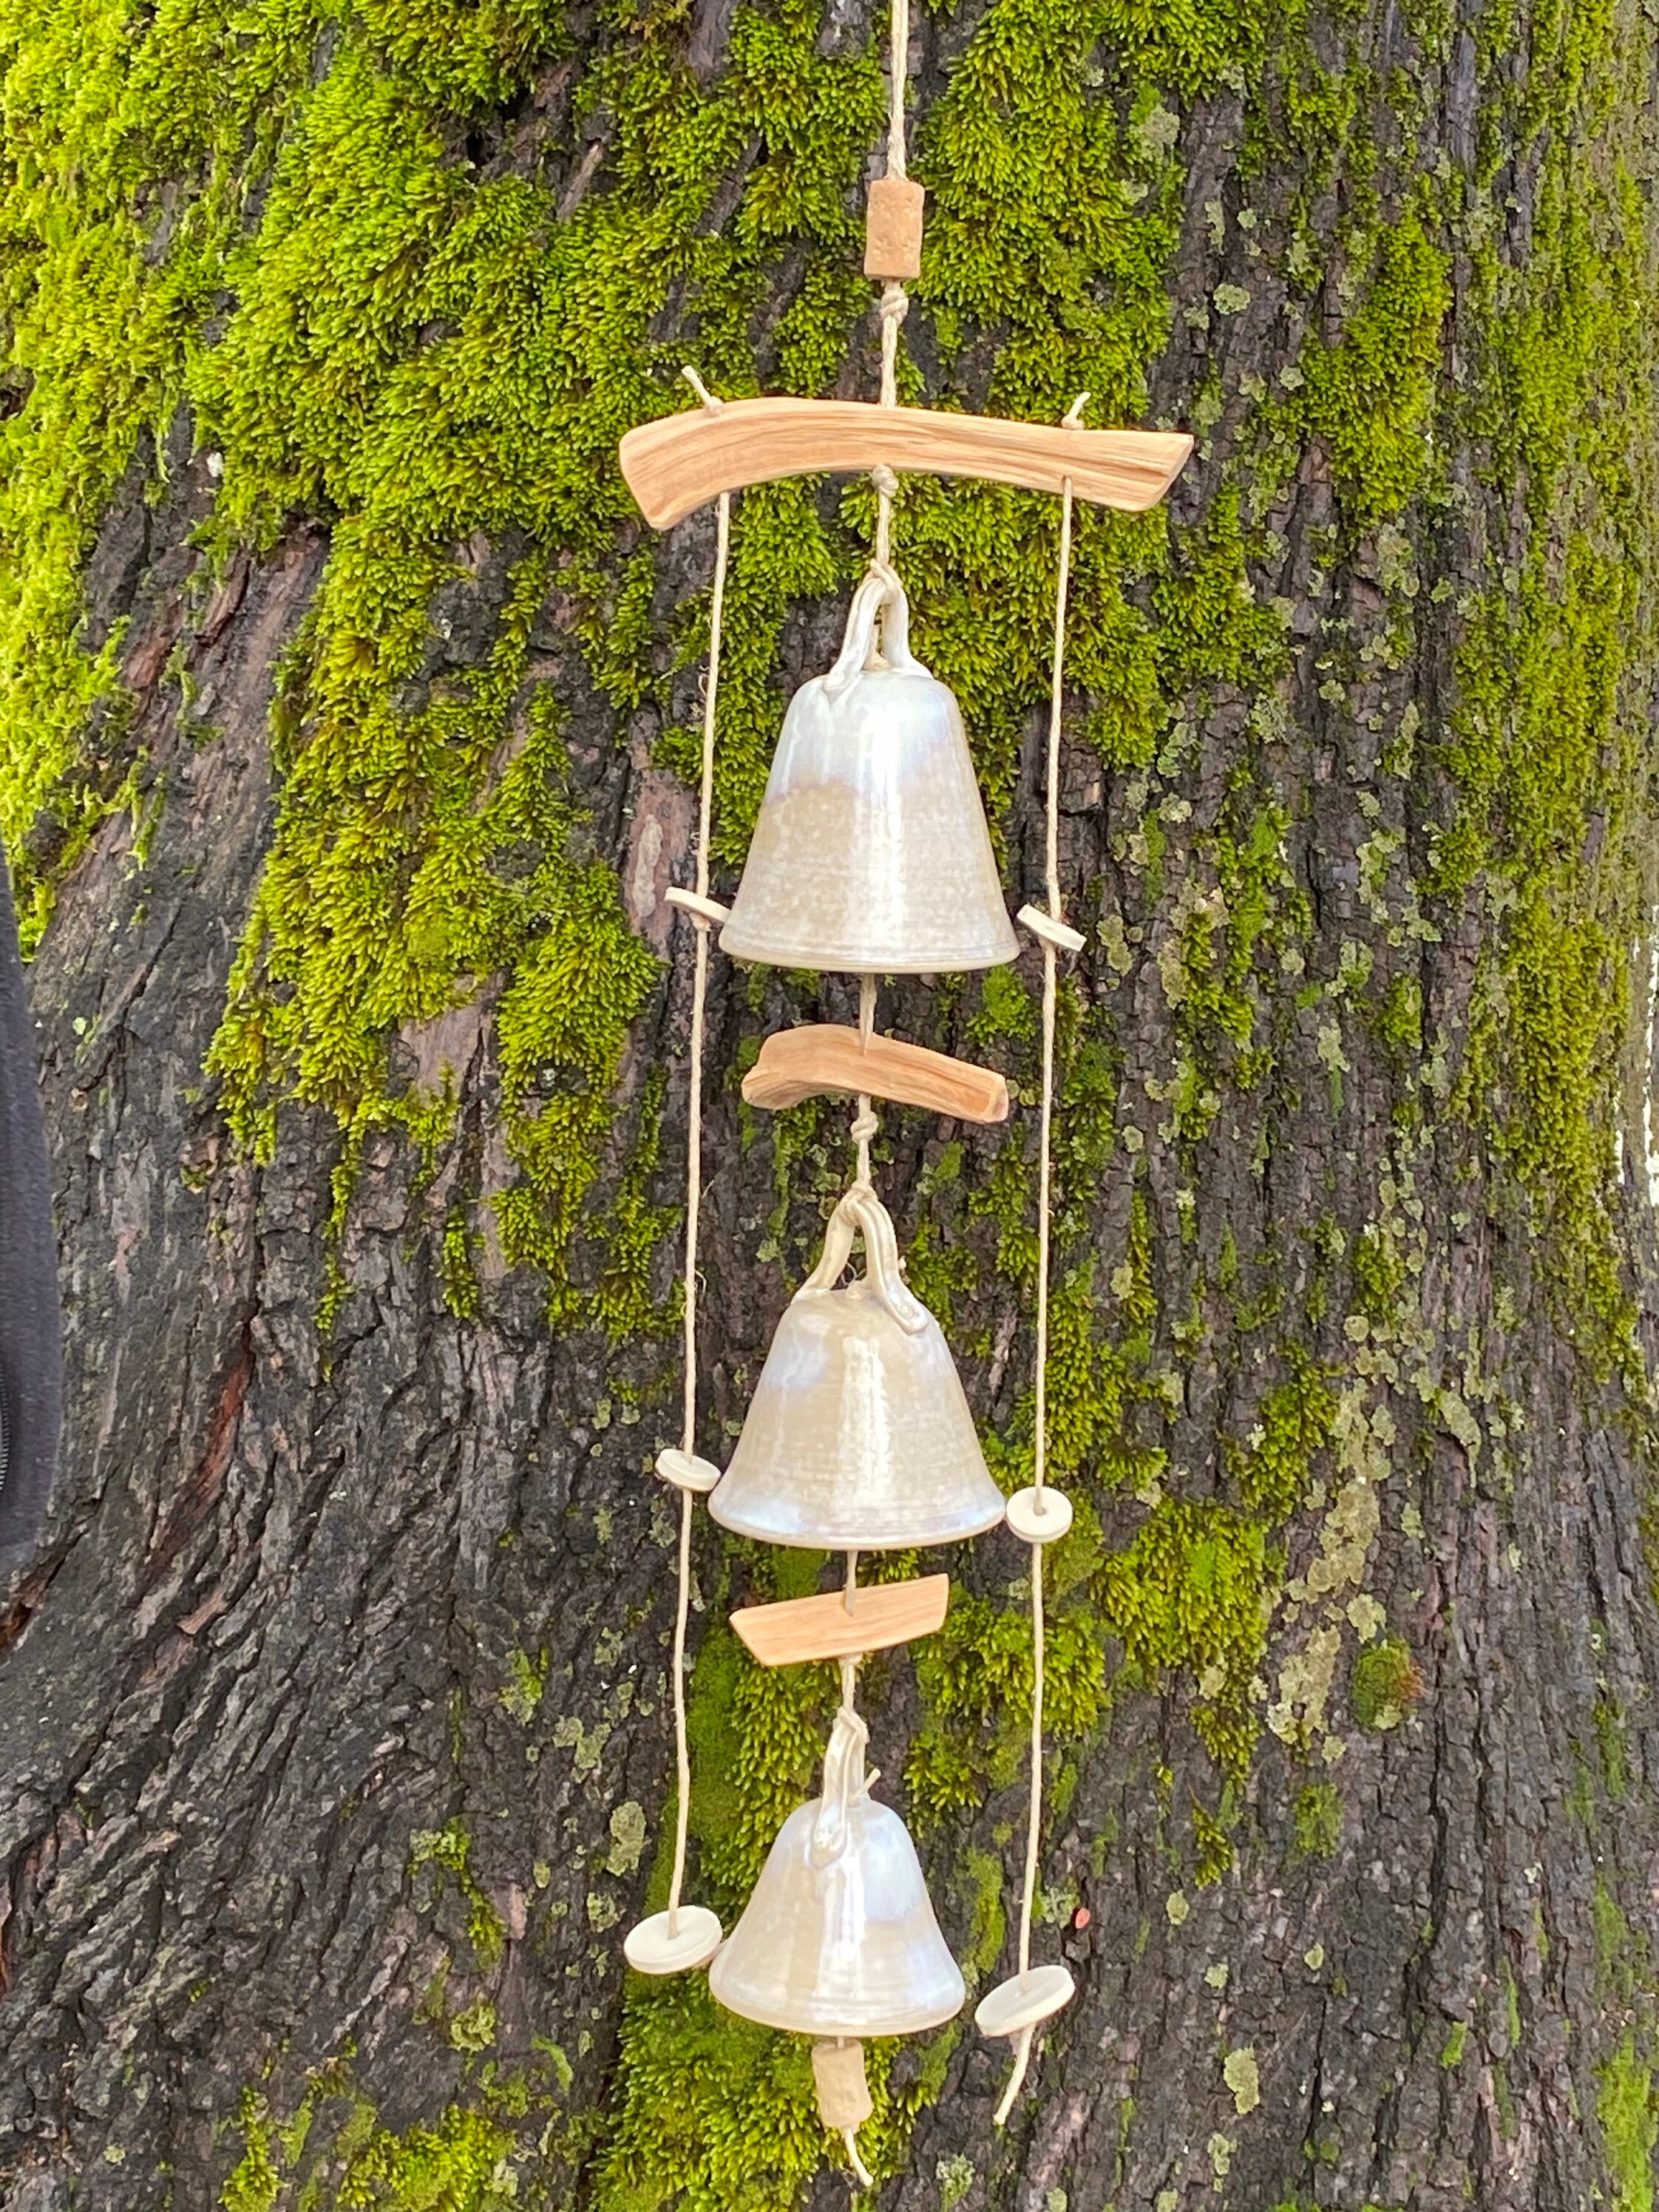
[719,566,1017,975]
[709,1708,966,2039]
[709,1184,1006,1551]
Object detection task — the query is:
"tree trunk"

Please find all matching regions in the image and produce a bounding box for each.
[2,0,1658,2207]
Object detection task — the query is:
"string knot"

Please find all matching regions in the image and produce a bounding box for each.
[850,1108,879,1143]
[869,464,898,500]
[878,281,909,328]
[680,365,724,413]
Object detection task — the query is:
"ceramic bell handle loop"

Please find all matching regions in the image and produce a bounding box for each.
[844,1187,929,1334]
[869,558,914,671]
[810,1705,871,1867]
[801,1185,929,1334]
[822,563,916,698]
[802,1186,863,1292]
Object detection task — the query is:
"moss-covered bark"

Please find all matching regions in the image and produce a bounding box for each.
[2,0,1659,2205]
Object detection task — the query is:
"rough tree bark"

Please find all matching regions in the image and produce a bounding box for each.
[2,0,1658,2208]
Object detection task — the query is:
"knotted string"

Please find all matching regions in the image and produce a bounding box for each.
[995,393,1087,2124]
[666,366,730,1938]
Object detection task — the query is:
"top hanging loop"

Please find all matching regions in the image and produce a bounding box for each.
[823,561,912,694]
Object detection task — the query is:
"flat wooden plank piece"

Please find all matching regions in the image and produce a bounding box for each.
[742,1025,1009,1124]
[620,398,1194,529]
[731,1573,951,1666]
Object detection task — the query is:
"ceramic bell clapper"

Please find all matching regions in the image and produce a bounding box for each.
[719,563,1018,975]
[710,1183,1006,1550]
[710,1705,965,2179]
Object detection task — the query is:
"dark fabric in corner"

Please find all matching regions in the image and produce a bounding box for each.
[0,844,61,1573]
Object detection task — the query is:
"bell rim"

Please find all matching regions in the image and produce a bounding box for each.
[707,1975,967,2043]
[707,1492,1008,1549]
[717,929,1020,977]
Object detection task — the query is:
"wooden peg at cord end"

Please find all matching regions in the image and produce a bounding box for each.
[1017,903,1087,955]
[666,886,731,928]
[864,177,926,280]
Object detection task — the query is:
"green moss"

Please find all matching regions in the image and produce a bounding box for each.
[1350,1638,1422,1734]
[0,0,322,946]
[1297,206,1451,529]
[223,2073,522,2211]
[1096,1498,1272,1781]
[1429,0,1659,1377]
[907,1590,1107,1831]
[1292,1780,1341,1863]
[1595,1697,1630,1804]
[409,1819,508,1972]
[1594,1874,1641,2004]
[1598,2034,1657,2212]
[1227,1360,1337,1521]
[499,1648,548,1725]
[1440,2020,1468,2070]
[597,1982,824,2212]
[224,2094,282,2212]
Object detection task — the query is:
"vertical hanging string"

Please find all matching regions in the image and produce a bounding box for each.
[995,396,1085,2126]
[853,973,878,1187]
[872,0,909,569]
[666,368,731,1938]
[859,0,908,1235]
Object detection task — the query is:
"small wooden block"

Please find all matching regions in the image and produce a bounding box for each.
[731,1573,951,1667]
[812,2040,873,2128]
[865,177,925,280]
[742,1025,1009,1124]
[1017,903,1087,956]
[620,399,1195,530]
[666,886,731,928]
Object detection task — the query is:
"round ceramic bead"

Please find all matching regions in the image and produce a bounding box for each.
[657,1448,722,1494]
[623,1905,723,1976]
[1005,1486,1073,1544]
[974,1964,1075,2039]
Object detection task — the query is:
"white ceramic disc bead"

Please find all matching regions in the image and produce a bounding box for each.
[974,1964,1075,2039]
[657,1448,722,1495]
[623,1905,723,1976]
[1005,1486,1073,1544]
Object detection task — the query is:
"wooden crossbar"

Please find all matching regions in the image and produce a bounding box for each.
[742,1025,1009,1124]
[730,1574,951,1666]
[620,399,1194,528]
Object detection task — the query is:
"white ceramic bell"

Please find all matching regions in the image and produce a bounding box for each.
[709,1184,1007,1550]
[709,1706,966,2038]
[719,565,1018,975]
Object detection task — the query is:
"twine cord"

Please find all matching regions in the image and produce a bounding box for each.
[666,370,730,1936]
[872,0,909,568]
[886,0,909,180]
[844,2131,875,2191]
[854,971,879,1184]
[996,398,1085,2120]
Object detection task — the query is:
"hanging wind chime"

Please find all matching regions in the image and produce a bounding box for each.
[617,0,1191,2179]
